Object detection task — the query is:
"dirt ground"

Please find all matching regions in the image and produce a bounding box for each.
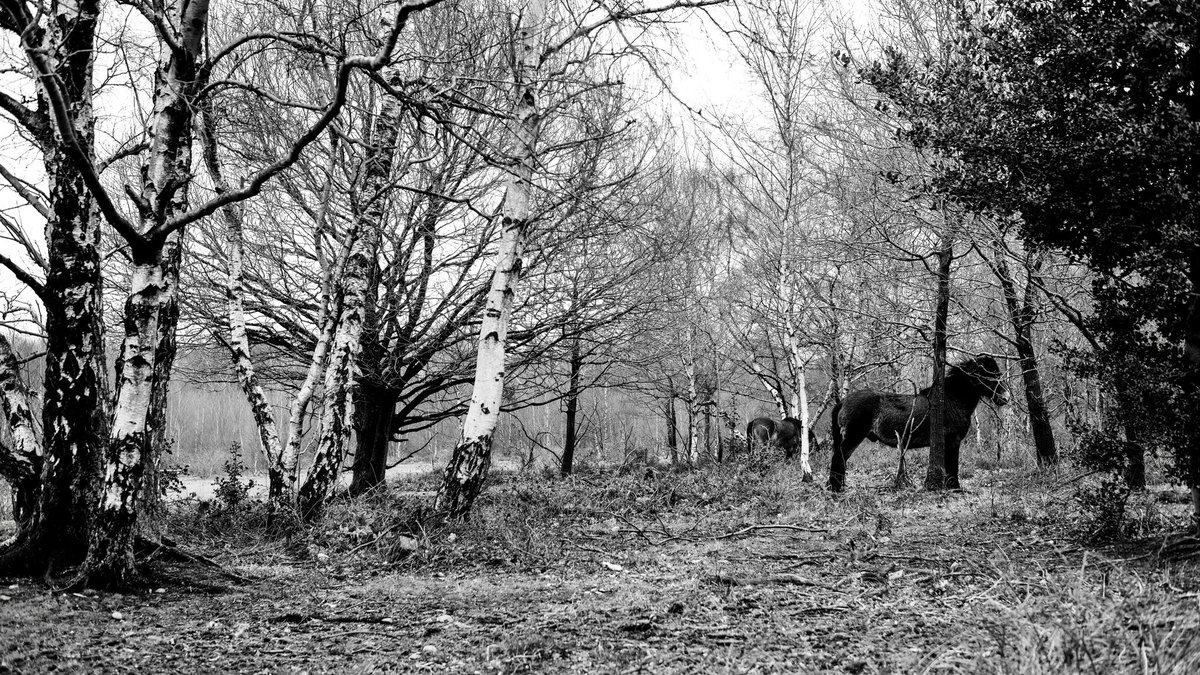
[1,461,1198,674]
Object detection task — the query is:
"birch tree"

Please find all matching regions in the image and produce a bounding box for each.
[435,0,726,518]
[0,0,109,575]
[0,0,444,586]
[715,0,832,479]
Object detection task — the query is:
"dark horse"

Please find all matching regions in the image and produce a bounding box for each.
[747,416,817,481]
[828,355,1009,492]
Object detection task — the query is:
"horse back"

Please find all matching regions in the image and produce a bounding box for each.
[747,417,775,443]
[838,390,883,424]
[775,418,802,446]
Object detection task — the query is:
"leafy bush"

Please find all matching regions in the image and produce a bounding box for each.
[1068,430,1138,539]
[212,442,254,513]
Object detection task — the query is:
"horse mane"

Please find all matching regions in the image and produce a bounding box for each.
[918,355,1001,398]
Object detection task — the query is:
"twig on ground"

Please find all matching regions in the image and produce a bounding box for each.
[140,535,250,583]
[346,522,405,556]
[708,572,843,592]
[270,612,398,625]
[567,541,609,556]
[712,523,828,540]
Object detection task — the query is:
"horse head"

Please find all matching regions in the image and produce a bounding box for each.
[961,355,1009,405]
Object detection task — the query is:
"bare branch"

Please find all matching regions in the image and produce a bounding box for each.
[146,0,448,244]
[0,161,50,218]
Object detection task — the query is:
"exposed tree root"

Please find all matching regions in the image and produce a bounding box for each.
[136,535,250,584]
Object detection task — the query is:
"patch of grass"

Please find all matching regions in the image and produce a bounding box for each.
[11,452,1188,673]
[963,564,1200,673]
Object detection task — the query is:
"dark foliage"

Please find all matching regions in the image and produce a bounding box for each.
[860,0,1200,510]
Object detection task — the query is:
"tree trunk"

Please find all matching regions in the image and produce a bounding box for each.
[283,261,339,498]
[348,384,398,495]
[299,229,376,517]
[0,335,43,537]
[141,230,183,537]
[989,242,1058,466]
[83,259,168,587]
[562,342,582,476]
[198,108,289,508]
[1182,249,1200,523]
[435,0,545,520]
[83,0,209,586]
[686,345,701,467]
[925,229,953,491]
[797,367,813,481]
[665,397,678,464]
[348,241,388,496]
[0,0,108,577]
[300,65,402,518]
[703,406,712,461]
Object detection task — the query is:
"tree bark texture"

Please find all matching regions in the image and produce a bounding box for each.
[0,0,109,576]
[925,230,953,491]
[348,384,398,495]
[87,261,167,586]
[298,206,381,518]
[348,235,389,496]
[990,242,1058,466]
[198,108,290,507]
[83,0,208,586]
[796,368,813,481]
[665,397,678,463]
[434,0,546,520]
[0,334,43,533]
[561,341,582,476]
[301,69,403,517]
[283,230,340,498]
[686,333,702,466]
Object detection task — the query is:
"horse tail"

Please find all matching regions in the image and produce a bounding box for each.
[829,400,846,492]
[830,401,843,455]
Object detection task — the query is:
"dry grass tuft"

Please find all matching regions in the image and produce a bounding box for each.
[3,449,1198,673]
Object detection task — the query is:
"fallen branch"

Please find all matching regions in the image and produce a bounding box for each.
[138,535,250,584]
[270,612,398,625]
[712,524,828,540]
[708,573,843,592]
[1157,535,1200,561]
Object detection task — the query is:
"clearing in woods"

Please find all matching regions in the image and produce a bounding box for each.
[1,460,1198,673]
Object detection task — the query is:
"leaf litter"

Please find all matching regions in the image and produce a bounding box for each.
[1,461,1198,673]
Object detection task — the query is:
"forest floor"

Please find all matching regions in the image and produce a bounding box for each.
[1,456,1199,674]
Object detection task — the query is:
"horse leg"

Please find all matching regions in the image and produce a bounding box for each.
[829,425,868,493]
[945,436,963,490]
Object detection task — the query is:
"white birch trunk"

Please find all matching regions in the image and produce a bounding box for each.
[283,177,342,493]
[84,0,208,585]
[0,333,43,533]
[782,304,813,479]
[88,261,166,581]
[285,303,336,483]
[298,216,378,517]
[0,335,42,481]
[749,360,789,419]
[198,112,289,507]
[797,367,812,481]
[686,333,701,466]
[435,0,546,518]
[299,66,404,517]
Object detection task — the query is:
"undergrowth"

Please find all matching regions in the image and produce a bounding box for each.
[165,447,1196,580]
